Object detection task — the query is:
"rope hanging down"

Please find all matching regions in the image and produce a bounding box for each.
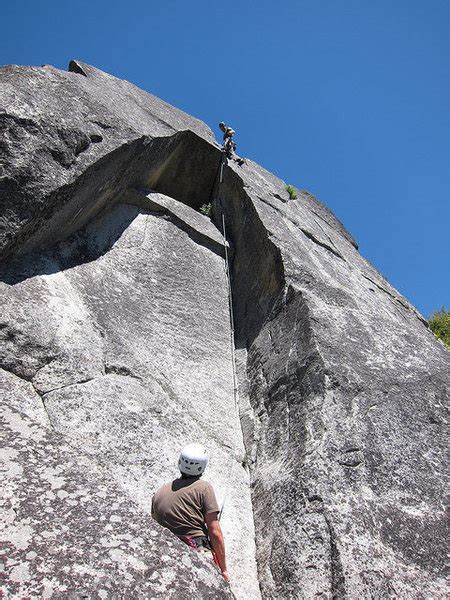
[212,150,242,525]
[213,150,239,414]
[221,212,238,413]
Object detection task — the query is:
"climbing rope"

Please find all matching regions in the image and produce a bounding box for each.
[221,212,239,413]
[205,150,240,527]
[212,149,239,414]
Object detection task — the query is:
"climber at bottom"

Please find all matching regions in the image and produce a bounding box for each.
[151,443,230,583]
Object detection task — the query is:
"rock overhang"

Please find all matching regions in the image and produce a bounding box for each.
[0,58,219,260]
[0,129,226,260]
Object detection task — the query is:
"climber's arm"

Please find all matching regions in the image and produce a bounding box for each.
[205,512,229,583]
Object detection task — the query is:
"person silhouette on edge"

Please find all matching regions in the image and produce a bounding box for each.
[219,122,245,165]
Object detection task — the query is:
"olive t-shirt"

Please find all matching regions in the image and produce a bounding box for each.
[152,477,219,538]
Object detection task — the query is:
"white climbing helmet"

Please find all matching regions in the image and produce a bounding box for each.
[178,443,208,476]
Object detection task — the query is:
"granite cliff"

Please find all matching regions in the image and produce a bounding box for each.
[1,61,448,599]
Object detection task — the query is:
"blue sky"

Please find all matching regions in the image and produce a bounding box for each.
[2,0,449,317]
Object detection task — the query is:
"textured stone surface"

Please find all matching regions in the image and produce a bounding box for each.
[1,197,259,599]
[213,158,449,599]
[1,61,448,599]
[0,60,215,258]
[0,400,233,599]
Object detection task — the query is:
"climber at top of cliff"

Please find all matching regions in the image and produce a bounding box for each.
[151,443,229,583]
[219,122,245,166]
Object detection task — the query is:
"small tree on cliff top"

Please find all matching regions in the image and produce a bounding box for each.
[428,307,450,350]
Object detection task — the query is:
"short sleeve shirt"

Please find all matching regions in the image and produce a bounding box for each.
[152,477,219,538]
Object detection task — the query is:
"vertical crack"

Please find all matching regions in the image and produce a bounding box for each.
[324,514,346,599]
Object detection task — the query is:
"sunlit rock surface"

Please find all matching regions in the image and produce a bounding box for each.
[1,196,258,598]
[1,400,232,598]
[1,60,448,599]
[216,161,448,598]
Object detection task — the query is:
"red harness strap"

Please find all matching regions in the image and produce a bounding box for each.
[178,535,219,567]
[178,534,198,549]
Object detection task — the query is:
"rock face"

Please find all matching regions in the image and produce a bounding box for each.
[215,165,448,598]
[1,61,448,599]
[1,401,232,599]
[0,192,259,597]
[0,60,214,259]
